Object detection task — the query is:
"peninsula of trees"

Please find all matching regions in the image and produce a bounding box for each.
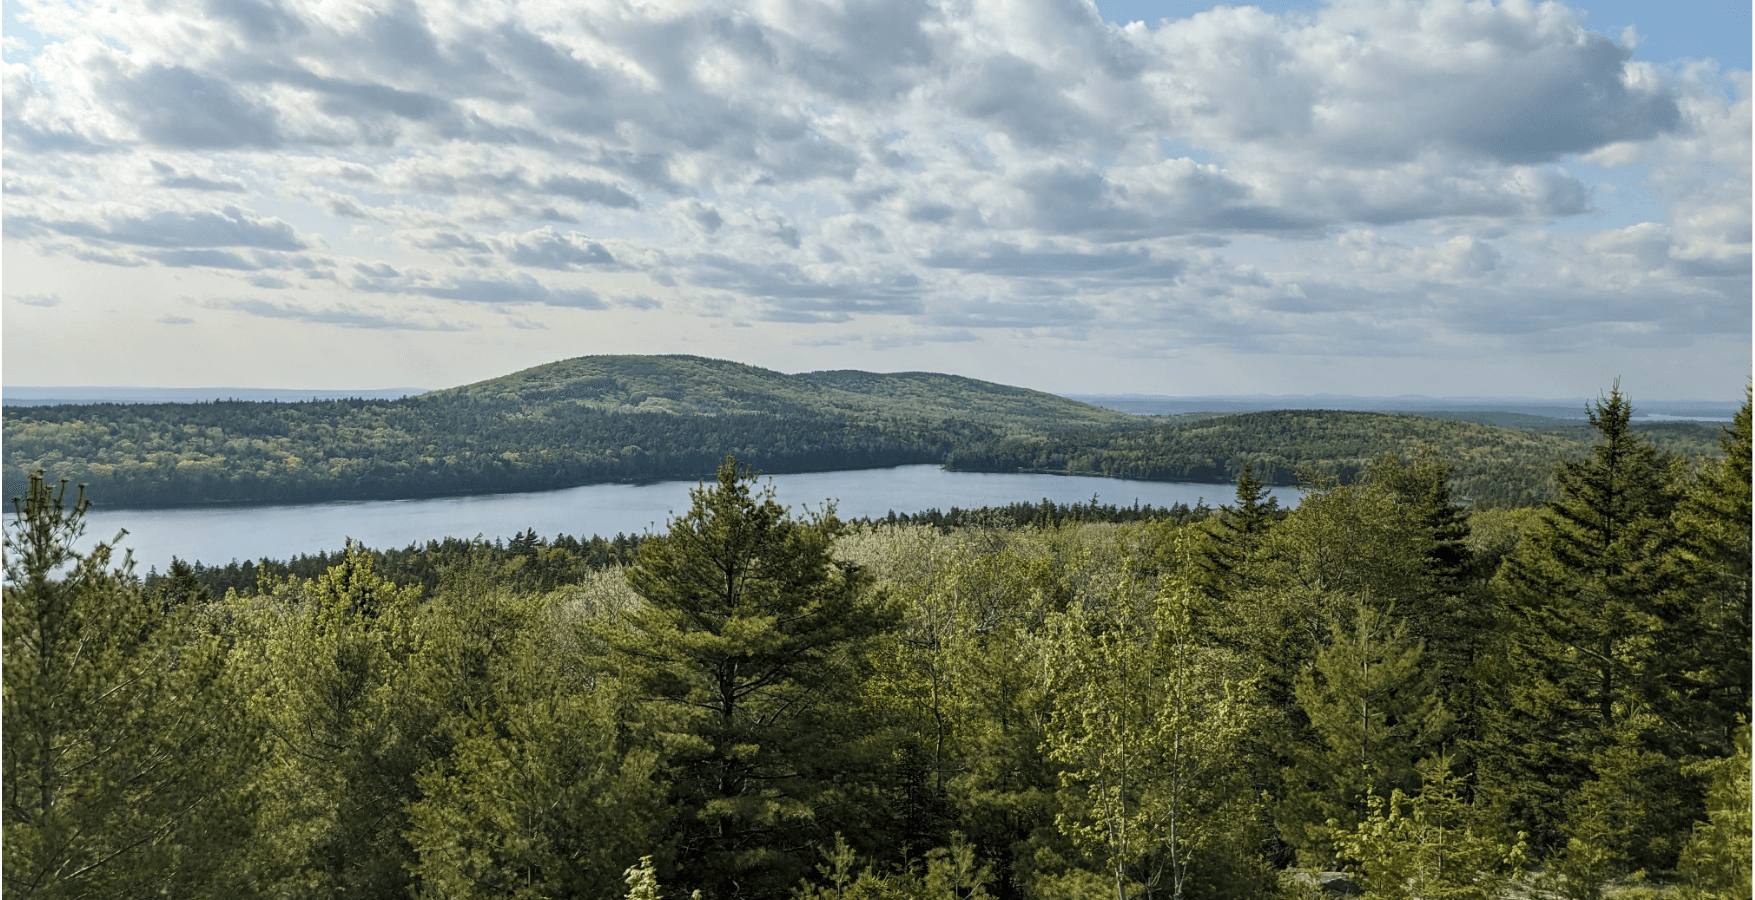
[0,355,1728,509]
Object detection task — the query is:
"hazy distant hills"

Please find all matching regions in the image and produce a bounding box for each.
[1068,393,1743,422]
[2,386,429,406]
[2,355,1732,509]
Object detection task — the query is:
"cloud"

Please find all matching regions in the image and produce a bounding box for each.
[22,206,311,251]
[213,297,475,331]
[157,314,196,325]
[0,0,1743,373]
[497,227,617,269]
[151,161,248,192]
[535,175,640,209]
[9,293,60,307]
[924,242,1185,280]
[147,249,261,269]
[410,273,607,309]
[685,254,925,321]
[101,63,282,149]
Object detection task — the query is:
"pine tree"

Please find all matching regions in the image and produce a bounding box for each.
[3,472,253,899]
[1661,388,1751,757]
[611,458,898,899]
[234,542,431,897]
[1496,384,1680,735]
[402,579,668,900]
[1196,463,1278,599]
[1280,600,1451,864]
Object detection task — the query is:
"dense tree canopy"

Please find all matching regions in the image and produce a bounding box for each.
[3,385,1747,900]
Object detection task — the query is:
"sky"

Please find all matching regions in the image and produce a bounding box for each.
[2,0,1749,400]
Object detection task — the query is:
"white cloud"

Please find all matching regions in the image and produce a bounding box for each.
[1,0,1746,393]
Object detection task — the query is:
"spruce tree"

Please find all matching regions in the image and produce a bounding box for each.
[612,458,897,899]
[1661,388,1751,757]
[1197,463,1278,599]
[1279,600,1451,864]
[1496,384,1680,734]
[1484,385,1687,864]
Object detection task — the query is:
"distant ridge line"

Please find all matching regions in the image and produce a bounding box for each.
[3,386,431,406]
[1066,393,1741,421]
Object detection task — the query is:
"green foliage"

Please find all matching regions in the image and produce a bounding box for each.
[231,542,431,896]
[1557,715,1697,895]
[1195,462,1280,598]
[5,392,1746,898]
[1660,388,1752,758]
[1330,755,1526,900]
[2,471,254,899]
[6,355,1725,512]
[2,355,1132,508]
[1486,386,1693,862]
[1282,601,1452,863]
[1676,726,1752,900]
[793,833,995,900]
[612,458,899,898]
[944,408,1723,509]
[625,856,665,900]
[402,580,667,899]
[1045,549,1267,900]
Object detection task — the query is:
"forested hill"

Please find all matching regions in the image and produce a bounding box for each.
[1,355,1137,509]
[1,354,1728,509]
[943,409,1726,508]
[423,354,1133,430]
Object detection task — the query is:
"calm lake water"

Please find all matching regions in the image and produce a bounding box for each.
[30,466,1298,569]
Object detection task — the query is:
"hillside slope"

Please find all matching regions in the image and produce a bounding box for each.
[944,409,1723,507]
[434,355,1135,429]
[1,355,1133,508]
[3,355,1725,510]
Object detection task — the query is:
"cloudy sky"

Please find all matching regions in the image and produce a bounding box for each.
[3,0,1748,399]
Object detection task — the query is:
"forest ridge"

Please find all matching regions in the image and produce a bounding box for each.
[0,354,1730,509]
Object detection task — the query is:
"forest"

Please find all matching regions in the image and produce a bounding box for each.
[3,388,1749,900]
[0,354,1727,510]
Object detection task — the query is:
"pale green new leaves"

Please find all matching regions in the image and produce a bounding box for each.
[1044,554,1261,900]
[1331,754,1526,900]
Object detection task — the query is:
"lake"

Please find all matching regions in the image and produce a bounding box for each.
[28,466,1298,569]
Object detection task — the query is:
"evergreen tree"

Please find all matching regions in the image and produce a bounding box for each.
[1331,753,1525,900]
[1676,726,1752,900]
[3,472,253,899]
[403,581,667,899]
[1197,463,1278,598]
[1661,388,1751,757]
[1485,385,1685,861]
[1496,384,1680,734]
[612,458,898,899]
[1280,600,1451,864]
[233,542,431,897]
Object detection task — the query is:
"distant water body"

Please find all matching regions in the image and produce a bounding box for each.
[33,466,1297,570]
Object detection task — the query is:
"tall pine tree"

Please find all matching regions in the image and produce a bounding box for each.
[1483,385,1687,864]
[611,458,897,899]
[4,472,253,899]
